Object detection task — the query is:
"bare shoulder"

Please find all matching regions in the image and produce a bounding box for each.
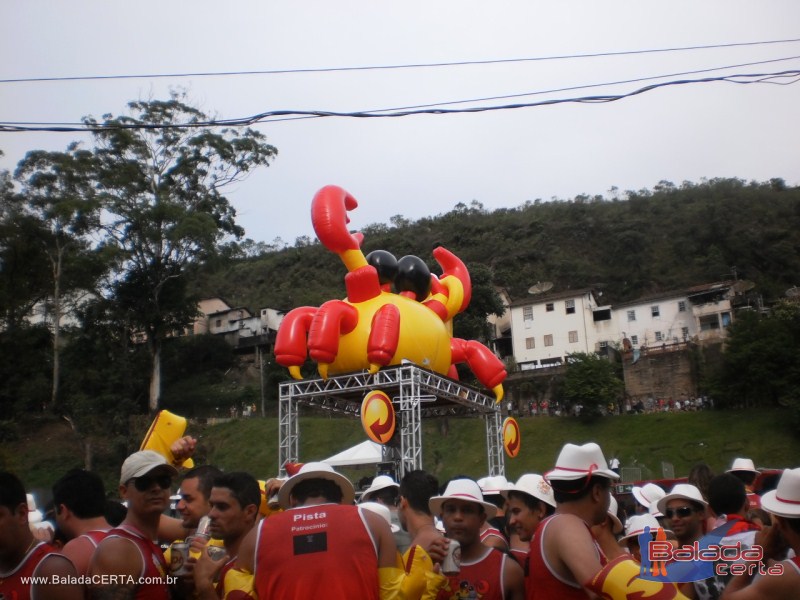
[90,536,142,576]
[37,553,77,577]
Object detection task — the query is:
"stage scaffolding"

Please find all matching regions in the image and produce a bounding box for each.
[278,364,505,479]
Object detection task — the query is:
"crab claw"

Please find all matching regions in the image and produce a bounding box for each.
[433,246,472,311]
[311,185,368,272]
[289,366,303,380]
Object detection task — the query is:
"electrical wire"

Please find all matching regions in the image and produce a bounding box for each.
[1,38,800,84]
[1,69,798,133]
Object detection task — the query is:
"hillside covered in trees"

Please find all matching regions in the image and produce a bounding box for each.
[194,178,799,312]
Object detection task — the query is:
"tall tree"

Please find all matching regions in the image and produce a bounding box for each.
[87,92,277,412]
[14,144,104,411]
[560,352,625,420]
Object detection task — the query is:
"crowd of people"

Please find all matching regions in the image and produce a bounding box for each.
[2,439,799,599]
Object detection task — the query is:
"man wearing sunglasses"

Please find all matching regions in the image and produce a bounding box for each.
[656,484,708,549]
[88,450,178,600]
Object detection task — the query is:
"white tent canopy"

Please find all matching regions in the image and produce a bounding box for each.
[321,440,384,467]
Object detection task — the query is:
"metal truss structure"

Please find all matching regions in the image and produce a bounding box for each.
[278,364,505,479]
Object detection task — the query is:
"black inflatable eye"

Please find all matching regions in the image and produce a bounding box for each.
[395,255,431,301]
[366,250,398,285]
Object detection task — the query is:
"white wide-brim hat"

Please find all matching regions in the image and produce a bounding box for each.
[608,495,623,535]
[479,475,510,496]
[761,468,800,518]
[620,513,672,542]
[545,442,620,482]
[726,457,759,475]
[360,475,399,502]
[501,474,556,509]
[429,478,498,519]
[278,461,355,509]
[632,482,666,510]
[648,501,664,519]
[656,483,708,515]
[360,501,400,532]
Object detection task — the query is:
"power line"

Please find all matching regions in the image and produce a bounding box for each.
[1,70,798,133]
[2,38,800,84]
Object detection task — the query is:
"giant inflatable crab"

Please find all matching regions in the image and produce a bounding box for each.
[274,185,507,401]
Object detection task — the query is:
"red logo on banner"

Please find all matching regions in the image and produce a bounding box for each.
[503,417,521,458]
[361,390,396,444]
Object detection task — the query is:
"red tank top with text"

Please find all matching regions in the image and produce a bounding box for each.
[436,547,506,600]
[105,525,170,600]
[0,542,58,600]
[526,515,605,600]
[254,503,379,600]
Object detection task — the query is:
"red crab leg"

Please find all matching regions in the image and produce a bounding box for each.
[450,338,507,402]
[274,307,318,379]
[367,304,401,373]
[308,299,359,379]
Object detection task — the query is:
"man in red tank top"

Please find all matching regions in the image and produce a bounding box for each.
[237,462,400,599]
[88,450,179,600]
[722,466,800,599]
[527,442,623,600]
[0,471,82,600]
[428,477,525,600]
[502,474,556,565]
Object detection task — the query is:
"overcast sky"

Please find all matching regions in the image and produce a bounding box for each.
[2,1,799,246]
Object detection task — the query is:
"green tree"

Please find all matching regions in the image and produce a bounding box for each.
[560,352,624,420]
[712,301,800,409]
[14,145,106,411]
[87,92,278,412]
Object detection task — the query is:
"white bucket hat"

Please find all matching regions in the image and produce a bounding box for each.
[632,482,666,511]
[479,475,510,496]
[648,501,664,519]
[656,483,708,516]
[277,461,355,509]
[545,442,620,482]
[360,501,400,532]
[761,468,800,518]
[726,457,759,475]
[620,513,672,542]
[501,474,556,508]
[360,475,399,502]
[429,478,498,519]
[607,495,623,535]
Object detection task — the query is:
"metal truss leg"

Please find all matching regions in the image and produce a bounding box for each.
[485,410,505,477]
[278,381,299,477]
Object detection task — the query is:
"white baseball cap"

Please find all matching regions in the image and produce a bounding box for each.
[120,450,178,485]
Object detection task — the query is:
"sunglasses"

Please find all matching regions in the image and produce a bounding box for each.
[130,474,173,492]
[665,506,696,519]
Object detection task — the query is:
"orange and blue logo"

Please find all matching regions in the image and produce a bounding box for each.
[360,390,396,444]
[502,417,521,458]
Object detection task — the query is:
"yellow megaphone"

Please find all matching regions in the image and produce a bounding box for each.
[140,410,194,469]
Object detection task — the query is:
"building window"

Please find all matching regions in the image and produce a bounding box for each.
[721,312,732,327]
[525,337,535,349]
[678,301,686,312]
[523,306,533,321]
[546,303,554,312]
[544,334,554,347]
[627,310,636,322]
[599,341,608,349]
[631,335,639,345]
[655,331,663,342]
[565,299,576,314]
[651,305,660,317]
[215,319,222,327]
[568,330,578,343]
[682,327,689,340]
